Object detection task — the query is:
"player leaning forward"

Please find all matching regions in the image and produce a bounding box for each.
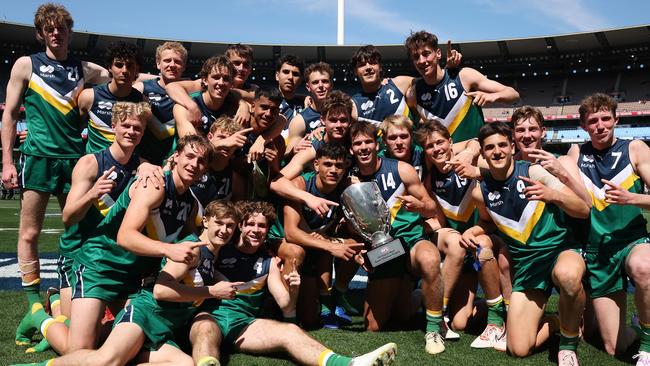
[567,93,650,365]
[461,122,590,364]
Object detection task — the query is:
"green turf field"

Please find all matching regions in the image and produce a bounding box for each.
[0,198,647,365]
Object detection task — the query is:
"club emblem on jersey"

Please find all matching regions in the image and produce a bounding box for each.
[421,92,432,101]
[361,100,374,111]
[98,101,113,110]
[221,258,237,265]
[309,119,322,130]
[436,180,445,188]
[582,155,594,163]
[39,65,55,74]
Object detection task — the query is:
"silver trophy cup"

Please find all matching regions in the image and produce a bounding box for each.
[341,182,405,268]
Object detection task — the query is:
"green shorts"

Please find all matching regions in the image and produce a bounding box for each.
[510,246,581,295]
[114,290,195,351]
[202,302,256,345]
[56,254,74,289]
[19,154,77,194]
[71,263,140,303]
[585,237,649,298]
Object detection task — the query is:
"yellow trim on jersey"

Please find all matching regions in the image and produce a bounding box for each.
[148,115,176,139]
[447,96,473,136]
[581,164,640,211]
[442,202,476,223]
[490,201,546,244]
[28,78,78,115]
[437,181,477,223]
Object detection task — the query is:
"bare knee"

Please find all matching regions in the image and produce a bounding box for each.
[553,266,584,296]
[627,255,650,288]
[280,243,306,265]
[190,317,218,344]
[450,315,468,331]
[415,249,441,275]
[507,341,534,358]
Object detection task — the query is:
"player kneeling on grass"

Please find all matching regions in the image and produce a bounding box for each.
[415,120,507,349]
[16,102,152,355]
[183,200,397,366]
[462,122,589,365]
[348,121,446,355]
[278,143,364,329]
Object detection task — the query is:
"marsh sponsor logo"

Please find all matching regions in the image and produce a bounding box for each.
[98,101,113,110]
[148,92,163,102]
[487,190,503,207]
[581,154,595,169]
[38,64,56,78]
[361,100,374,111]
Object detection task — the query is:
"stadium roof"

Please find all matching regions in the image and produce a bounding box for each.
[1,21,649,61]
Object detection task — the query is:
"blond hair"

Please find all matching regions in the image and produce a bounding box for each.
[111,102,151,127]
[155,41,188,64]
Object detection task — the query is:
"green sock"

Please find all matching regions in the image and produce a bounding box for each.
[49,292,61,310]
[640,321,650,353]
[15,311,36,345]
[559,331,579,351]
[426,310,443,333]
[320,350,352,366]
[26,337,51,354]
[30,303,52,331]
[320,292,335,314]
[486,296,506,327]
[22,279,41,307]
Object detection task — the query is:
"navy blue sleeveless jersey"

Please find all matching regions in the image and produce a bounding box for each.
[301,172,344,232]
[414,69,484,142]
[86,83,143,153]
[578,139,648,251]
[352,79,409,126]
[58,148,140,258]
[22,52,86,157]
[299,106,322,135]
[139,78,176,165]
[193,93,238,135]
[357,157,425,246]
[429,165,478,233]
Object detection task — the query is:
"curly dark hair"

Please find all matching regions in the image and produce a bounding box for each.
[236,200,276,226]
[105,41,143,69]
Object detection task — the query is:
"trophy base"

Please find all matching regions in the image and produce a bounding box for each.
[365,238,406,268]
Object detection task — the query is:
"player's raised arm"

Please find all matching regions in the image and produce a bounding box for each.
[460,67,519,107]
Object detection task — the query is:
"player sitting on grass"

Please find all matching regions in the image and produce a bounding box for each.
[183,200,397,366]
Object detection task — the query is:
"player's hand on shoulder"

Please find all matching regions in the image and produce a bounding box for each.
[134,162,165,190]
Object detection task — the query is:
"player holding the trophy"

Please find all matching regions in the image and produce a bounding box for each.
[347,121,447,355]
